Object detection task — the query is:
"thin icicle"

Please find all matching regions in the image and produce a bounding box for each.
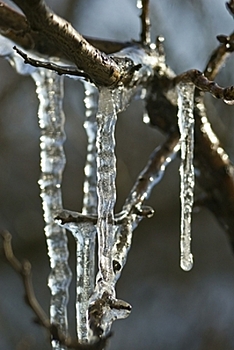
[74,82,98,343]
[32,68,72,350]
[56,216,96,343]
[95,87,117,296]
[56,82,98,343]
[82,82,98,215]
[177,82,195,272]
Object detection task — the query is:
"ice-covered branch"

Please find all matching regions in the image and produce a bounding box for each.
[32,68,72,350]
[171,69,234,105]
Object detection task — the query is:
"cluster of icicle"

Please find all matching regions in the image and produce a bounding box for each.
[0,33,197,349]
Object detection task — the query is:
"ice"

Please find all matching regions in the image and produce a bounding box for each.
[177,82,195,272]
[95,87,118,295]
[32,68,72,350]
[82,82,98,215]
[73,82,98,342]
[57,217,96,343]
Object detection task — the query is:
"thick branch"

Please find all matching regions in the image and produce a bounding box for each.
[0,2,131,58]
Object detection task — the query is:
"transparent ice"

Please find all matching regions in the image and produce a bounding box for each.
[61,82,98,343]
[95,87,118,295]
[32,68,72,350]
[177,82,195,272]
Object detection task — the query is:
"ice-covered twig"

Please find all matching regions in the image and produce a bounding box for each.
[113,132,180,281]
[32,68,72,350]
[177,82,195,272]
[171,69,234,104]
[137,0,151,45]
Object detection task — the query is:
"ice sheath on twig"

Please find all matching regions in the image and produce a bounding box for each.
[177,82,195,272]
[32,68,72,350]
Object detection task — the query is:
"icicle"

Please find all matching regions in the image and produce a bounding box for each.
[82,82,98,215]
[56,82,98,343]
[32,68,72,350]
[56,216,96,343]
[95,87,117,295]
[177,82,195,272]
[74,82,98,343]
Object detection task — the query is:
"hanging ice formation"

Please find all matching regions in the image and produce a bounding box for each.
[32,68,72,350]
[57,82,98,343]
[177,82,195,272]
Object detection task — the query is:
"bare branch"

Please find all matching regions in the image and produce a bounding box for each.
[1,230,51,328]
[8,0,131,86]
[0,1,132,58]
[226,0,234,17]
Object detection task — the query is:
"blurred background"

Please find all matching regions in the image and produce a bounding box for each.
[1,0,234,349]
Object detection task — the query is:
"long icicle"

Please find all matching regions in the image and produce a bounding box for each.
[32,68,72,350]
[55,82,98,343]
[177,82,195,272]
[95,87,117,295]
[75,82,98,342]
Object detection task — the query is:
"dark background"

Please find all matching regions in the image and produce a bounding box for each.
[1,0,234,349]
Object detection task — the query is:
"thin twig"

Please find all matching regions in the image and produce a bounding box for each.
[1,231,110,350]
[139,0,151,45]
[226,0,234,17]
[204,33,234,80]
[14,46,92,79]
[1,230,51,328]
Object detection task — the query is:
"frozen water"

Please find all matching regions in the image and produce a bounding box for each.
[82,82,98,215]
[57,217,96,343]
[95,87,118,295]
[32,68,71,350]
[177,82,195,272]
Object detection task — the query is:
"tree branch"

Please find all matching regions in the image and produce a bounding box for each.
[13,46,92,79]
[170,69,234,104]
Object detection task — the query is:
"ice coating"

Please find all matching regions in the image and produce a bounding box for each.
[177,82,195,272]
[32,68,72,350]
